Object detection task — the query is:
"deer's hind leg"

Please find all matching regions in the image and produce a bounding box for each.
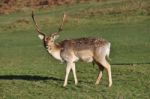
[95,61,104,85]
[95,58,112,87]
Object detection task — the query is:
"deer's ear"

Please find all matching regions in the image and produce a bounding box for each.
[38,34,45,40]
[51,33,60,40]
[53,34,59,40]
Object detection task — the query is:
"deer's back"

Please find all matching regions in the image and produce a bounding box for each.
[60,37,109,50]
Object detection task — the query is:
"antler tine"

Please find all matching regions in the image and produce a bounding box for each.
[57,13,67,33]
[31,11,45,36]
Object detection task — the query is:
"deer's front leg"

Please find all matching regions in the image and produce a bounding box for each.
[63,62,72,87]
[63,62,78,87]
[71,62,78,85]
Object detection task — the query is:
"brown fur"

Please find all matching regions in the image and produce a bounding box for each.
[59,37,108,51]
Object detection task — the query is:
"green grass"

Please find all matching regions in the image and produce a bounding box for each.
[0,65,149,99]
[0,0,150,99]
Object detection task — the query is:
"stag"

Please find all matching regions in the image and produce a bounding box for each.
[31,11,112,87]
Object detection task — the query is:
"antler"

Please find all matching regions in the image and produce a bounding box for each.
[31,11,45,36]
[51,13,67,37]
[57,13,67,33]
[32,11,66,38]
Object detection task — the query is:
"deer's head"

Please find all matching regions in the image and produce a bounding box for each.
[31,11,66,48]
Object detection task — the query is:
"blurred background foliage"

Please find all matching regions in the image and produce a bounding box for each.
[0,0,149,17]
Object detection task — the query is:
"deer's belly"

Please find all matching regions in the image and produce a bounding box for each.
[80,56,93,63]
[76,50,93,63]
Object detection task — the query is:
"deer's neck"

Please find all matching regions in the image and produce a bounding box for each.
[47,43,63,62]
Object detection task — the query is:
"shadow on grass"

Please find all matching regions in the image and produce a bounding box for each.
[0,75,63,81]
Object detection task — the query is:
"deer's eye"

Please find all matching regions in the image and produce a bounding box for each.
[45,37,50,41]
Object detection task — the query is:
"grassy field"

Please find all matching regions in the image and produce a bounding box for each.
[0,0,150,99]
